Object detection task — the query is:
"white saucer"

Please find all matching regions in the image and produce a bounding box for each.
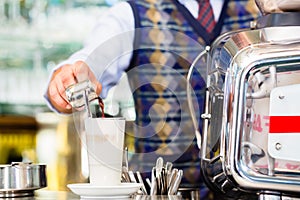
[67,183,142,199]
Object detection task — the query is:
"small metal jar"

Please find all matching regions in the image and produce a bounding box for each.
[0,162,47,197]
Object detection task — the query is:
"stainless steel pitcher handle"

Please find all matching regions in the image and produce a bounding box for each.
[187,47,210,150]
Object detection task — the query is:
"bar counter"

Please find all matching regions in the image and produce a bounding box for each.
[10,187,300,200]
[11,190,180,200]
[6,189,261,200]
[3,189,206,200]
[5,190,79,200]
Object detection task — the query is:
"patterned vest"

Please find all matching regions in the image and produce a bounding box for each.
[126,0,259,189]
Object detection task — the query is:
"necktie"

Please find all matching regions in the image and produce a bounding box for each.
[197,0,216,33]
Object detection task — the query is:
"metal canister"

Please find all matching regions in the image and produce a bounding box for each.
[0,162,47,197]
[65,80,99,117]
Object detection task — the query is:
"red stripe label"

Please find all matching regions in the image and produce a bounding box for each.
[269,116,300,133]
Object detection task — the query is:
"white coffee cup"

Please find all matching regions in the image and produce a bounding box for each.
[84,117,125,186]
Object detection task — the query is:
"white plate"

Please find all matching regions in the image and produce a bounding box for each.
[67,183,142,199]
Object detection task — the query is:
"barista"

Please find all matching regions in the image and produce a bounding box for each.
[45,0,260,195]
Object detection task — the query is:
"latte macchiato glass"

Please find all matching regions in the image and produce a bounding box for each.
[84,117,125,186]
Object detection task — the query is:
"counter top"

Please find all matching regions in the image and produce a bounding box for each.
[4,190,247,200]
[33,190,182,200]
[13,189,300,200]
[11,190,80,200]
[31,190,300,200]
[15,191,177,200]
[9,190,192,200]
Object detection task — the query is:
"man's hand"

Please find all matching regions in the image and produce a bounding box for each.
[47,61,102,113]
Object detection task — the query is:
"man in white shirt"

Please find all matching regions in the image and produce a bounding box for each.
[46,0,226,113]
[45,0,260,196]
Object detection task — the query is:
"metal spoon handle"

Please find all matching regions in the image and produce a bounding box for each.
[136,171,148,195]
[168,169,183,195]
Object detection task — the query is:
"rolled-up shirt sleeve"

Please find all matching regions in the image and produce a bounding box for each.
[70,2,135,98]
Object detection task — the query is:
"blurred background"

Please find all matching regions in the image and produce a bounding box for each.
[0,0,135,191]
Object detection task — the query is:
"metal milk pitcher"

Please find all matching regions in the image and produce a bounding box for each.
[66,80,100,117]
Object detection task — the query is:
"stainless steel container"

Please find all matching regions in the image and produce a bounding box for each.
[188,12,300,199]
[0,163,47,197]
[65,80,103,118]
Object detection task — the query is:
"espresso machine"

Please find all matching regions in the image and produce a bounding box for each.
[188,2,300,199]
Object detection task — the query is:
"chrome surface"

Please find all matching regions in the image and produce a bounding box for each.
[65,80,99,117]
[256,12,300,28]
[187,47,209,150]
[196,13,300,199]
[0,163,47,197]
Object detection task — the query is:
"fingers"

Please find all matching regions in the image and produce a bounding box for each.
[47,64,77,113]
[47,61,102,113]
[72,61,89,83]
[89,74,102,96]
[48,79,71,113]
[72,61,102,96]
[95,81,102,96]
